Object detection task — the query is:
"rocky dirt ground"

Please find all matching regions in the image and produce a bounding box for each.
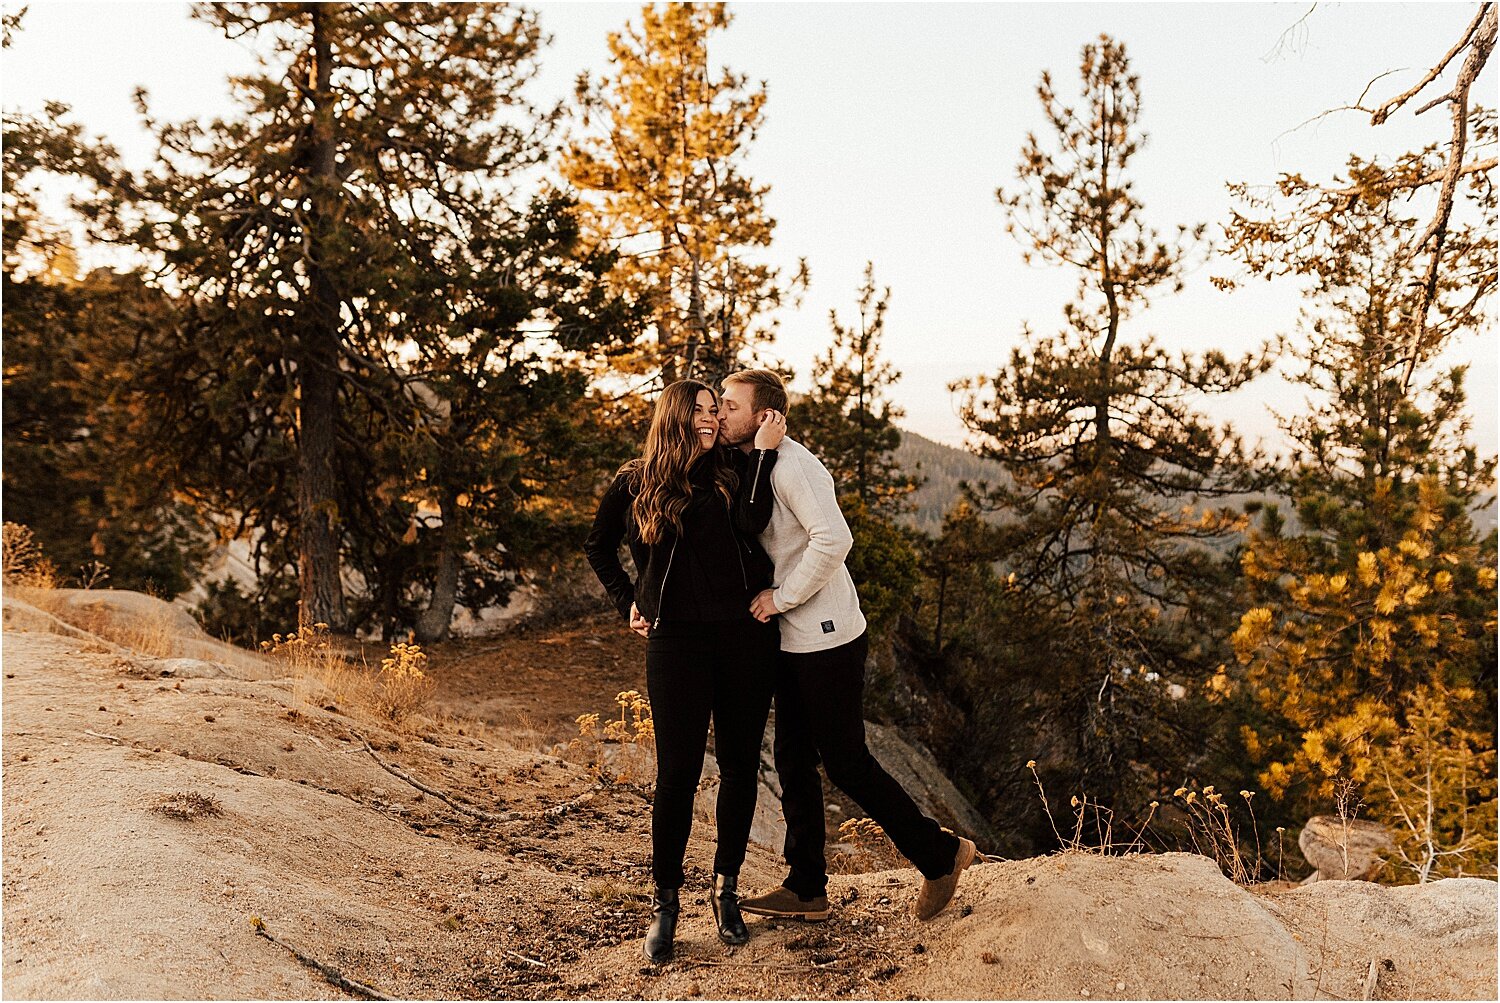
[2,590,1496,1000]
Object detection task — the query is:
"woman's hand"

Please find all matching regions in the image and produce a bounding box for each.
[754,409,786,450]
[628,602,650,638]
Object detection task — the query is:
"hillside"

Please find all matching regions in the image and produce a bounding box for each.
[890,428,1499,539]
[3,588,1495,1001]
[892,430,1007,537]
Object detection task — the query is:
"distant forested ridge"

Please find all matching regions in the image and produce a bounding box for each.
[889,429,1003,536]
[888,427,1497,540]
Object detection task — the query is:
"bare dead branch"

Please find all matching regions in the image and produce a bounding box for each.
[1263,4,1320,63]
[1397,4,1497,390]
[1370,3,1490,125]
[250,916,392,1000]
[358,734,521,822]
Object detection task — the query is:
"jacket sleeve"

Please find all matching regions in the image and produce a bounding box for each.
[583,473,637,622]
[770,455,854,612]
[732,448,779,535]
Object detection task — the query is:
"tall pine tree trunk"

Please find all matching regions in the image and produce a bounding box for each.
[297,4,346,630]
[415,490,462,644]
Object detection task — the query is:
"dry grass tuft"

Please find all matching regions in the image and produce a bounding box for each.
[2,522,58,589]
[261,623,359,709]
[564,690,656,786]
[583,877,652,904]
[1025,759,1270,885]
[829,816,905,874]
[261,626,437,732]
[370,641,436,724]
[105,603,182,658]
[151,791,224,820]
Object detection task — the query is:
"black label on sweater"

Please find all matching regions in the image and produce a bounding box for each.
[821,620,835,633]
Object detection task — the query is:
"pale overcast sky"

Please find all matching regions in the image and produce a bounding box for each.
[4,1,1496,458]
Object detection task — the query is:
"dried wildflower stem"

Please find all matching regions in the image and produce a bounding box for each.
[1026,763,1066,846]
[250,916,391,1000]
[357,735,521,823]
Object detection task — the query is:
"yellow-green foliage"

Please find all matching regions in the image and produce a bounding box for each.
[1369,687,1497,882]
[2,522,57,588]
[373,641,435,723]
[571,690,656,784]
[1233,480,1496,877]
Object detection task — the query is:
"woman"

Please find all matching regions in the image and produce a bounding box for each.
[584,380,786,964]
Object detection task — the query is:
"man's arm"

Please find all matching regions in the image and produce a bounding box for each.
[770,456,853,613]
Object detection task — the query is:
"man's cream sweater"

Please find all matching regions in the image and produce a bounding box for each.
[759,437,867,653]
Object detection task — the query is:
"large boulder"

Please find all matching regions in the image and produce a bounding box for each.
[1299,815,1394,881]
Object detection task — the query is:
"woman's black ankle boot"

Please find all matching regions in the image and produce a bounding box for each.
[644,886,679,964]
[711,873,749,945]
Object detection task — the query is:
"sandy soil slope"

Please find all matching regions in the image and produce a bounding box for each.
[3,592,1494,1000]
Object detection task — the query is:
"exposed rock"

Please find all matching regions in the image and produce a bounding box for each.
[8,588,273,678]
[146,657,237,679]
[863,721,996,845]
[1299,815,1394,881]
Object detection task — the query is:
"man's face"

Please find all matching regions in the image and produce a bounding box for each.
[718,381,764,448]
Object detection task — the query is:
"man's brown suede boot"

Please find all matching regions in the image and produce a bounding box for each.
[737,885,832,921]
[913,836,977,920]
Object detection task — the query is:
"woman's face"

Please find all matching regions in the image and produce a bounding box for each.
[691,389,721,452]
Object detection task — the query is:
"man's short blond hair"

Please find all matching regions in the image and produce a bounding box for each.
[722,368,790,415]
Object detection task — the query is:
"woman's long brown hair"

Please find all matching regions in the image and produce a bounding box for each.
[624,381,737,544]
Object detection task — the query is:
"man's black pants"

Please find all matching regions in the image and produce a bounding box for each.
[774,631,959,897]
[645,617,778,889]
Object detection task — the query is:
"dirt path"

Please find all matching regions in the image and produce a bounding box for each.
[3,596,1495,1000]
[421,611,645,748]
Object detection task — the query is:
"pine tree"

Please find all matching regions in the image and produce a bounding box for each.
[799,263,920,517]
[562,2,803,386]
[1223,76,1497,871]
[117,4,633,636]
[952,36,1274,812]
[1,65,208,595]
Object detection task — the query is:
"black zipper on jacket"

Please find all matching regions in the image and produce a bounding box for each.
[653,537,678,630]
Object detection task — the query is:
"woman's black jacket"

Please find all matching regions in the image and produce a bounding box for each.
[584,447,778,627]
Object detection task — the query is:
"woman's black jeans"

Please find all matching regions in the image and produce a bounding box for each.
[645,616,778,889]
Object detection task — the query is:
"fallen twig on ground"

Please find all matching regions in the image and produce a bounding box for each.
[356,733,601,824]
[84,729,123,744]
[357,735,520,823]
[684,958,850,973]
[505,950,547,968]
[250,916,391,1001]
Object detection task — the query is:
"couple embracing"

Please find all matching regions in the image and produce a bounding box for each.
[584,369,978,965]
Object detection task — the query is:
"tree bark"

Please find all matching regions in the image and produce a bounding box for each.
[296,3,346,630]
[415,491,462,644]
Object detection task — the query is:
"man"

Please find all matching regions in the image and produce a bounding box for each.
[716,368,977,922]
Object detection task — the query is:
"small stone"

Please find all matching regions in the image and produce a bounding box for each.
[1115,982,1125,991]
